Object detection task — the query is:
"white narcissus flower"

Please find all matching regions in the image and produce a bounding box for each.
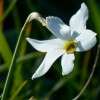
[26,3,97,79]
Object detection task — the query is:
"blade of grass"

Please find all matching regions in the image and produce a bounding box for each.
[10,23,32,95]
[0,0,17,23]
[86,0,100,37]
[81,51,91,84]
[0,52,44,72]
[0,0,13,67]
[0,0,3,67]
[0,31,13,67]
[10,80,28,100]
[0,0,3,30]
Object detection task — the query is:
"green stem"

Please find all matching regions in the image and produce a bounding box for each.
[1,18,26,100]
[1,12,45,100]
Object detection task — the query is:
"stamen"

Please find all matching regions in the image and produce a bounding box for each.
[64,40,77,54]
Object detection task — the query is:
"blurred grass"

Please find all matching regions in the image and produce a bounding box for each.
[86,0,100,37]
[0,0,17,23]
[10,22,32,95]
[81,51,91,84]
[10,80,28,100]
[0,0,12,67]
[0,0,100,100]
[0,0,3,30]
[0,30,12,67]
[0,52,44,72]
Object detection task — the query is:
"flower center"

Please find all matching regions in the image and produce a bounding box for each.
[64,40,77,54]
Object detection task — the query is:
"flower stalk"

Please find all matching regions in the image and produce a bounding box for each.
[1,12,45,100]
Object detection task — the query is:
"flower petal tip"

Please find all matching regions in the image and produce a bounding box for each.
[81,2,88,10]
[81,2,86,6]
[26,38,29,41]
[62,71,71,76]
[62,70,73,76]
[31,78,34,80]
[62,72,66,75]
[26,38,32,43]
[31,76,35,80]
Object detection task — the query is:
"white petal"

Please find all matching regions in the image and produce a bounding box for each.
[61,53,75,75]
[75,30,97,51]
[26,38,64,52]
[70,3,88,36]
[46,16,71,40]
[32,49,65,79]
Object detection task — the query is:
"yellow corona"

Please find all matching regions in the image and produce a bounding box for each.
[64,40,77,54]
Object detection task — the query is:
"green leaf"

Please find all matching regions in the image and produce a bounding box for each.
[10,80,28,100]
[0,0,17,23]
[86,0,100,37]
[0,30,12,67]
[10,23,32,95]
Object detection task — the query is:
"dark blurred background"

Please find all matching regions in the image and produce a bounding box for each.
[0,0,100,100]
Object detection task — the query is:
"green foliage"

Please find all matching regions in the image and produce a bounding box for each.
[0,0,100,100]
[0,30,12,67]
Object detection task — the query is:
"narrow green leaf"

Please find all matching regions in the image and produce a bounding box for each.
[81,51,91,84]
[0,0,17,23]
[10,80,28,100]
[0,30,12,67]
[10,23,32,95]
[86,0,100,37]
[0,52,44,72]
